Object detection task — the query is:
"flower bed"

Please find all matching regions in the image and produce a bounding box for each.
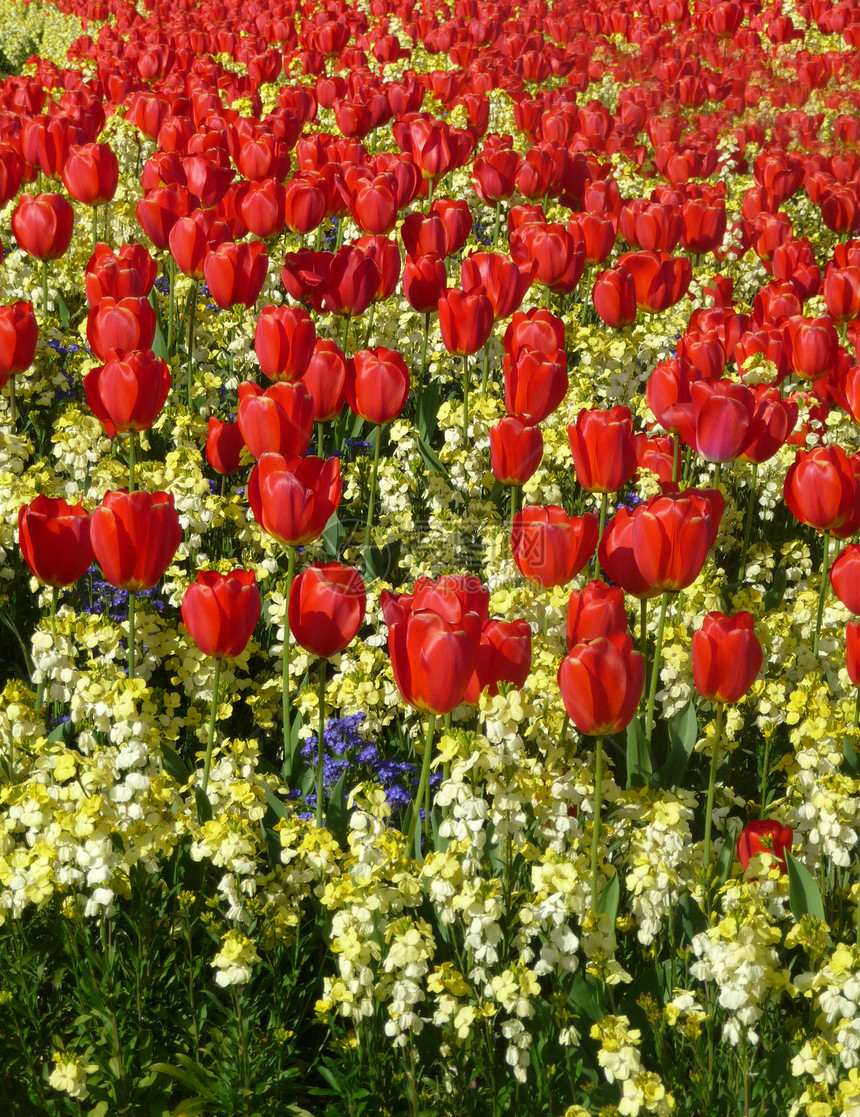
[1,0,860,1113]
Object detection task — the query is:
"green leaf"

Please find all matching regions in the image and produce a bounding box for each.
[596,872,620,927]
[416,432,454,483]
[763,564,787,611]
[844,736,859,776]
[150,1059,219,1101]
[785,850,826,922]
[55,292,70,330]
[566,972,608,1026]
[194,787,212,824]
[47,720,75,745]
[364,541,400,583]
[321,511,345,559]
[416,378,440,444]
[161,744,191,784]
[716,829,736,885]
[677,894,708,943]
[325,769,349,847]
[148,290,169,360]
[265,789,291,821]
[625,716,652,789]
[655,702,697,790]
[261,818,283,871]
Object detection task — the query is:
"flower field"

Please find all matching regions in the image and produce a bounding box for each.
[5,0,860,1113]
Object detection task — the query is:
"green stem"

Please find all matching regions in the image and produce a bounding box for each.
[8,376,15,429]
[595,491,609,573]
[738,461,758,582]
[341,314,351,355]
[42,260,48,318]
[364,302,376,348]
[416,312,430,403]
[558,712,569,753]
[127,592,137,681]
[480,340,491,392]
[335,216,344,250]
[167,256,176,354]
[813,530,831,658]
[406,713,436,851]
[590,735,604,912]
[315,660,327,828]
[186,279,198,408]
[427,176,434,211]
[702,702,725,870]
[759,731,772,818]
[462,353,469,442]
[493,199,502,249]
[364,423,383,554]
[643,591,670,749]
[672,430,681,484]
[91,206,98,256]
[712,461,722,490]
[282,546,297,766]
[200,657,222,795]
[34,586,59,713]
[316,421,324,457]
[510,484,522,538]
[128,429,137,492]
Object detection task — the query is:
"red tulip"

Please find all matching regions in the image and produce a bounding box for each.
[61,142,118,207]
[320,245,380,318]
[824,267,860,323]
[135,184,190,250]
[461,251,533,321]
[739,386,798,464]
[283,174,327,234]
[239,179,286,241]
[568,406,637,493]
[592,268,637,327]
[288,562,366,658]
[18,496,94,587]
[463,618,532,705]
[504,347,568,423]
[430,198,471,254]
[237,381,314,460]
[86,243,157,306]
[254,305,316,382]
[86,297,157,362]
[345,347,410,425]
[599,491,718,597]
[689,380,754,463]
[848,620,860,686]
[402,212,450,258]
[784,445,857,533]
[301,338,347,422]
[84,349,171,439]
[0,301,37,385]
[90,489,182,592]
[737,820,792,873]
[205,417,245,475]
[11,193,74,260]
[566,580,628,650]
[182,569,261,659]
[558,632,645,735]
[438,286,494,356]
[388,608,481,714]
[489,416,543,486]
[785,316,839,381]
[692,611,763,703]
[248,452,341,546]
[203,241,268,309]
[830,545,860,614]
[402,253,447,313]
[512,505,599,588]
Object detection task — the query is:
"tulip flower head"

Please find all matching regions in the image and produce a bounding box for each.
[182,569,261,659]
